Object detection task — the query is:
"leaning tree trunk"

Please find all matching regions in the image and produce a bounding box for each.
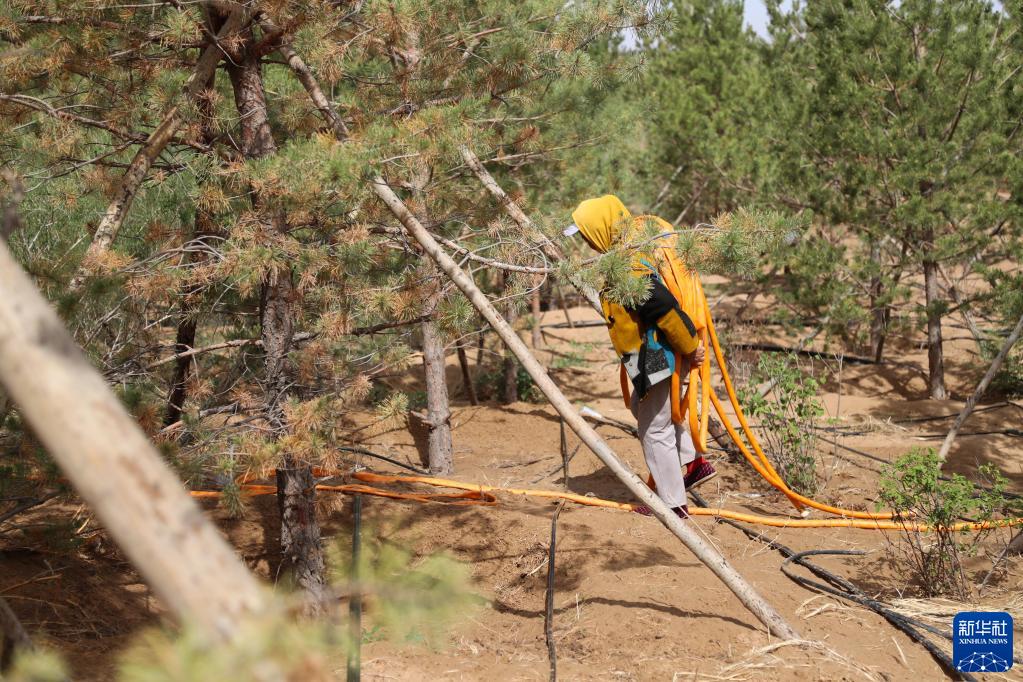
[0,240,265,640]
[372,178,801,640]
[938,310,1023,461]
[225,15,326,611]
[922,231,947,399]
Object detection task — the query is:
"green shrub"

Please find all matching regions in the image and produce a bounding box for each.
[878,448,1016,598]
[476,363,544,403]
[738,353,824,496]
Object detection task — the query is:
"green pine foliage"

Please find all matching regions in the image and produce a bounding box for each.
[5,537,478,681]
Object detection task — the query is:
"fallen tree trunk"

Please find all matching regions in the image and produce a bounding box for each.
[938,310,1023,462]
[372,177,800,640]
[0,240,265,640]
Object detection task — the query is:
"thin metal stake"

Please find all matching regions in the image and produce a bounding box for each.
[545,500,566,682]
[347,493,362,682]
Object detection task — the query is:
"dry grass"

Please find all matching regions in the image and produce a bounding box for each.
[888,593,1023,633]
[673,639,883,682]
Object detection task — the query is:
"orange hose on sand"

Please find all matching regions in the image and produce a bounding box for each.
[703,302,898,520]
[351,473,1022,531]
[189,471,1023,532]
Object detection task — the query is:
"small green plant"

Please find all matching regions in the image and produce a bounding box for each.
[550,341,595,370]
[878,448,1015,599]
[739,353,824,495]
[476,364,545,403]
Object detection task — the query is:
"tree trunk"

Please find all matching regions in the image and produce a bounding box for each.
[868,240,888,363]
[164,80,218,427]
[0,387,9,429]
[923,237,947,399]
[421,314,454,474]
[164,316,197,426]
[408,161,454,473]
[373,178,801,640]
[226,17,327,607]
[277,466,329,614]
[0,240,265,639]
[502,273,519,404]
[457,341,479,405]
[531,285,543,349]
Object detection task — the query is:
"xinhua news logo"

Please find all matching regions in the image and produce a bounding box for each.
[953,611,1014,673]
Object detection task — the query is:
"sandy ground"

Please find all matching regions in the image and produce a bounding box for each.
[3,291,1022,681]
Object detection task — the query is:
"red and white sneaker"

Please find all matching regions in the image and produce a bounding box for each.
[684,458,717,489]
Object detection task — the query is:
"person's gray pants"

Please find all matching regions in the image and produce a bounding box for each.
[630,379,696,508]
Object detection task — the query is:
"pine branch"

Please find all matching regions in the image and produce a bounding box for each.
[436,232,553,274]
[67,8,248,292]
[278,43,349,139]
[146,317,430,369]
[458,145,602,313]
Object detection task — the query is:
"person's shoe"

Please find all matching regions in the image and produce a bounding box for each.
[673,505,690,518]
[632,504,653,516]
[684,458,717,489]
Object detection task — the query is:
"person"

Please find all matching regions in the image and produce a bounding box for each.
[564,195,716,518]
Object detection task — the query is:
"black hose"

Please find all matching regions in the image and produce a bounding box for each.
[339,446,431,475]
[688,490,974,681]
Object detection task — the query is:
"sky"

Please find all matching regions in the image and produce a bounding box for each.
[742,0,789,39]
[742,0,1004,39]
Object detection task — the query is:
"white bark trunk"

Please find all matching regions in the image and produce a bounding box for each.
[938,311,1023,462]
[371,177,800,640]
[0,242,265,640]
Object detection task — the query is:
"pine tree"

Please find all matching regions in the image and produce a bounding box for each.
[766,0,1023,397]
[1,0,661,607]
[640,0,776,222]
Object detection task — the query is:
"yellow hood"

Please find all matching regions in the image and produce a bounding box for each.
[571,195,633,253]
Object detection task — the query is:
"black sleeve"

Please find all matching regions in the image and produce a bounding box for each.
[626,275,699,355]
[626,276,687,328]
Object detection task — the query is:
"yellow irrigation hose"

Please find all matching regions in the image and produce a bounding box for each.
[189,471,1023,531]
[704,302,900,520]
[350,472,1022,532]
[649,246,900,520]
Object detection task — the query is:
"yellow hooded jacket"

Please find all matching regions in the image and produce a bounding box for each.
[572,195,701,404]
